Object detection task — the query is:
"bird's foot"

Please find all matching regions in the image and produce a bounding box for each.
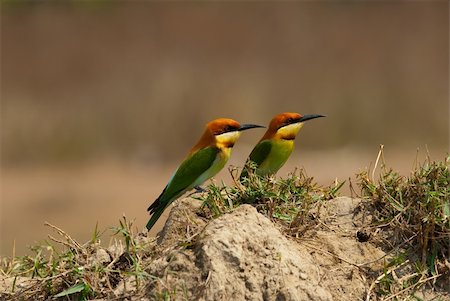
[194,186,206,193]
[186,186,207,198]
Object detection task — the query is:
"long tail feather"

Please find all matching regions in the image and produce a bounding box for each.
[147,185,167,212]
[146,205,166,231]
[146,186,185,231]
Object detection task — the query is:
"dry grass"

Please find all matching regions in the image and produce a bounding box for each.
[357,149,450,300]
[1,152,448,300]
[0,216,156,300]
[198,164,344,238]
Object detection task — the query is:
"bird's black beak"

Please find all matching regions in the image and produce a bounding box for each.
[238,124,265,131]
[298,114,325,123]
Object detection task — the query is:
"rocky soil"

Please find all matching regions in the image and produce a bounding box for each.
[143,197,395,300]
[2,197,448,301]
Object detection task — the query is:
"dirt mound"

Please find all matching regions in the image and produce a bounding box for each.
[302,197,385,299]
[146,197,386,301]
[2,196,447,300]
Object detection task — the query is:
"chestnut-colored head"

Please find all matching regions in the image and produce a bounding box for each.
[206,118,241,136]
[191,118,264,153]
[261,112,324,141]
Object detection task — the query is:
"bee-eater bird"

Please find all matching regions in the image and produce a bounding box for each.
[240,112,324,180]
[146,118,264,231]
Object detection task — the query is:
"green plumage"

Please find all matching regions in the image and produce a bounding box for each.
[240,139,294,180]
[247,140,273,166]
[146,146,219,230]
[240,140,272,180]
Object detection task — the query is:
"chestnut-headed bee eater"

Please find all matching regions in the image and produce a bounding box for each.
[240,112,324,180]
[146,118,264,230]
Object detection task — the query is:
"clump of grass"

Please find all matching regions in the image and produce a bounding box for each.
[357,150,450,299]
[0,216,155,301]
[199,165,344,236]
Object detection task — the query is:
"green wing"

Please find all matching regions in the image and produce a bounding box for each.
[240,140,272,180]
[248,140,272,166]
[148,146,219,213]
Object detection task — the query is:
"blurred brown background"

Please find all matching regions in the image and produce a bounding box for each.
[1,2,448,256]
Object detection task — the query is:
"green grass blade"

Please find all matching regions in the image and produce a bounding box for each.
[54,282,86,297]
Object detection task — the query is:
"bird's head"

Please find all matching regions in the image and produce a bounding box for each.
[207,118,265,147]
[264,112,325,141]
[191,118,264,153]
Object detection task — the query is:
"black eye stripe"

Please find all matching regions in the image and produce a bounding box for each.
[278,117,301,129]
[215,125,238,135]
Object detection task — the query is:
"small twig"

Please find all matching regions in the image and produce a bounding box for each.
[106,251,125,270]
[47,235,75,250]
[371,144,384,181]
[44,222,83,251]
[105,273,115,296]
[382,274,441,301]
[229,165,245,194]
[349,176,359,199]
[364,209,409,230]
[365,260,410,301]
[205,270,212,286]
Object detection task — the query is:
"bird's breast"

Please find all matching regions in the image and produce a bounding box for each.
[257,139,294,175]
[192,147,231,187]
[271,139,295,159]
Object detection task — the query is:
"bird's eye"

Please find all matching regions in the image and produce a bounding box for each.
[219,125,234,134]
